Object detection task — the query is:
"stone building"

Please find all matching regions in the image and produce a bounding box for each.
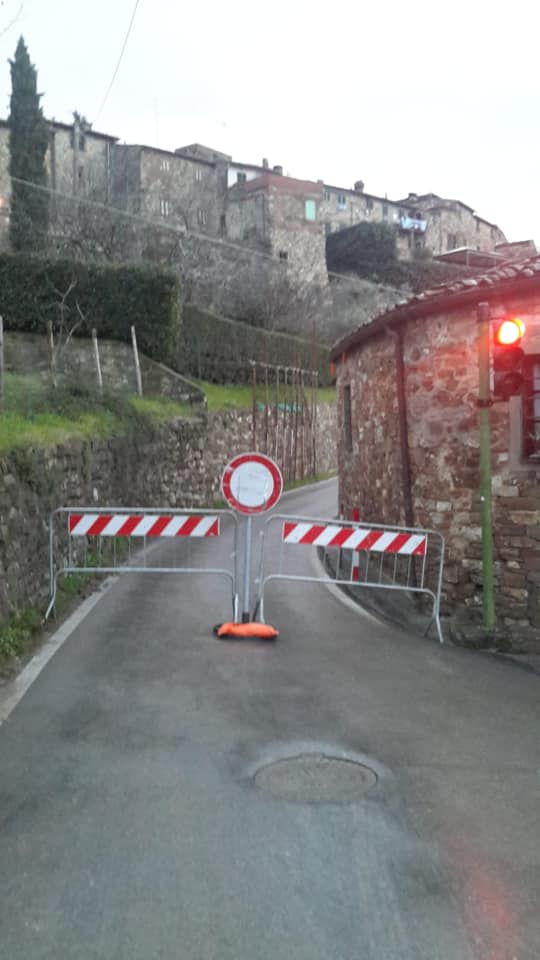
[331,254,540,648]
[321,182,404,244]
[399,192,506,256]
[0,117,117,248]
[227,171,328,285]
[112,143,226,237]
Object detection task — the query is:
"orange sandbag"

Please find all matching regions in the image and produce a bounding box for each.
[214,621,278,640]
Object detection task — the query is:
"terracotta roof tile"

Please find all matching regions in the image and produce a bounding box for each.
[331,253,540,358]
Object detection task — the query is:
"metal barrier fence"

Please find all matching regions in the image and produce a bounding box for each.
[46,506,239,621]
[256,514,445,643]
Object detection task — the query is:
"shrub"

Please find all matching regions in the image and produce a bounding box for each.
[0,253,181,365]
[180,305,331,385]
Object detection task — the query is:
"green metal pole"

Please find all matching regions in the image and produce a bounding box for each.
[477,301,495,629]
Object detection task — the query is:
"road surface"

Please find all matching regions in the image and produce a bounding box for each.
[0,479,538,959]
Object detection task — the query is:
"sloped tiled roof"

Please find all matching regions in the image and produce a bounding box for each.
[331,254,540,359]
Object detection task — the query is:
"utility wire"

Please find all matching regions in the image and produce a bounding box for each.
[93,0,142,126]
[9,174,371,295]
[0,2,24,40]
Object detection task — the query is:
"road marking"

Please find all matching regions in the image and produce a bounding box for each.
[0,579,117,727]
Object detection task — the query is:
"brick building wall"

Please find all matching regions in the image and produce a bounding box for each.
[336,289,540,646]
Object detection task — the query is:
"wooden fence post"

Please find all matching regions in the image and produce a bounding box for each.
[92,329,103,395]
[131,325,143,396]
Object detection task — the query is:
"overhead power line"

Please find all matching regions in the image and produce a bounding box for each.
[93,0,142,125]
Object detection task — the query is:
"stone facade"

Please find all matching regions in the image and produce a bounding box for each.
[402,193,506,256]
[0,403,337,626]
[112,144,226,238]
[332,260,540,649]
[227,173,328,285]
[0,118,117,248]
[320,184,405,247]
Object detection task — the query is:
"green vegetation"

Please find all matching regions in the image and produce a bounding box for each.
[0,607,42,660]
[0,254,181,366]
[283,471,336,491]
[0,371,333,452]
[0,373,192,453]
[196,380,335,412]
[181,305,331,386]
[8,37,49,252]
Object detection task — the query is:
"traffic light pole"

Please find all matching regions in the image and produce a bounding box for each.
[477,302,495,629]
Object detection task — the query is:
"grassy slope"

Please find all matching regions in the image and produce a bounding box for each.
[197,380,335,412]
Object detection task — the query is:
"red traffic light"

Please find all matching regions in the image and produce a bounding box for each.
[495,317,525,346]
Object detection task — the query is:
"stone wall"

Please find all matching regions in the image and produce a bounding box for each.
[4,333,205,405]
[337,292,540,649]
[0,402,337,624]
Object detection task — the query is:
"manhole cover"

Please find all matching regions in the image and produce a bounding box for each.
[254,753,377,803]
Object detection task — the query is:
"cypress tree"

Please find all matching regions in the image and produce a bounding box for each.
[8,36,49,252]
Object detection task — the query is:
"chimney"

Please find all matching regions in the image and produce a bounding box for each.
[353,180,364,193]
[262,158,269,169]
[273,165,283,175]
[408,192,418,201]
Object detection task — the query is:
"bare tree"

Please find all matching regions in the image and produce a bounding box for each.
[40,277,86,388]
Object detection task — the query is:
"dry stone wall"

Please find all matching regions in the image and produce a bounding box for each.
[0,404,336,624]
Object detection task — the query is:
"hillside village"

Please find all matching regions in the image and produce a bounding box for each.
[2,71,540,651]
[1,111,535,309]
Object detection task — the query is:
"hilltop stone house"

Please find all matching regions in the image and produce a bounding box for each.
[331,255,540,650]
[401,192,506,257]
[0,118,117,246]
[227,172,328,285]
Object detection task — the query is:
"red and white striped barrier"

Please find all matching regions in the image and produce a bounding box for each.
[69,513,220,538]
[282,522,426,556]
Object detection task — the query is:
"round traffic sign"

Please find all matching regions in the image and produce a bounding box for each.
[221,453,283,515]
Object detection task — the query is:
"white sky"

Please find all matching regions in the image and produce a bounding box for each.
[1,0,538,242]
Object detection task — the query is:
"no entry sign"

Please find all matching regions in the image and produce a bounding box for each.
[221,453,283,515]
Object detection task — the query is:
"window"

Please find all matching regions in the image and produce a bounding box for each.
[324,190,331,201]
[70,131,86,151]
[365,198,373,214]
[343,385,353,452]
[279,250,288,261]
[522,357,540,459]
[382,204,388,219]
[447,232,458,250]
[476,219,480,232]
[160,158,170,172]
[195,167,203,181]
[160,198,170,218]
[324,222,332,237]
[219,213,226,235]
[197,208,207,226]
[337,194,346,210]
[305,199,317,221]
[237,171,247,184]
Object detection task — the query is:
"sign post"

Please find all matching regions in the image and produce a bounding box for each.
[221,453,283,621]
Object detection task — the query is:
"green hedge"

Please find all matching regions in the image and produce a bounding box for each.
[180,305,331,385]
[0,254,181,365]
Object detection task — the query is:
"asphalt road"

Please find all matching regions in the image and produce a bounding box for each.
[0,479,539,960]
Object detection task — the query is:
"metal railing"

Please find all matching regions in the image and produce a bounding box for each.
[46,506,239,621]
[255,514,445,643]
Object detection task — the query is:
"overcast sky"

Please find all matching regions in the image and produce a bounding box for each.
[1,0,538,243]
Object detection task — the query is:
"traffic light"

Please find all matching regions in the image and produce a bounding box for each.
[492,317,526,400]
